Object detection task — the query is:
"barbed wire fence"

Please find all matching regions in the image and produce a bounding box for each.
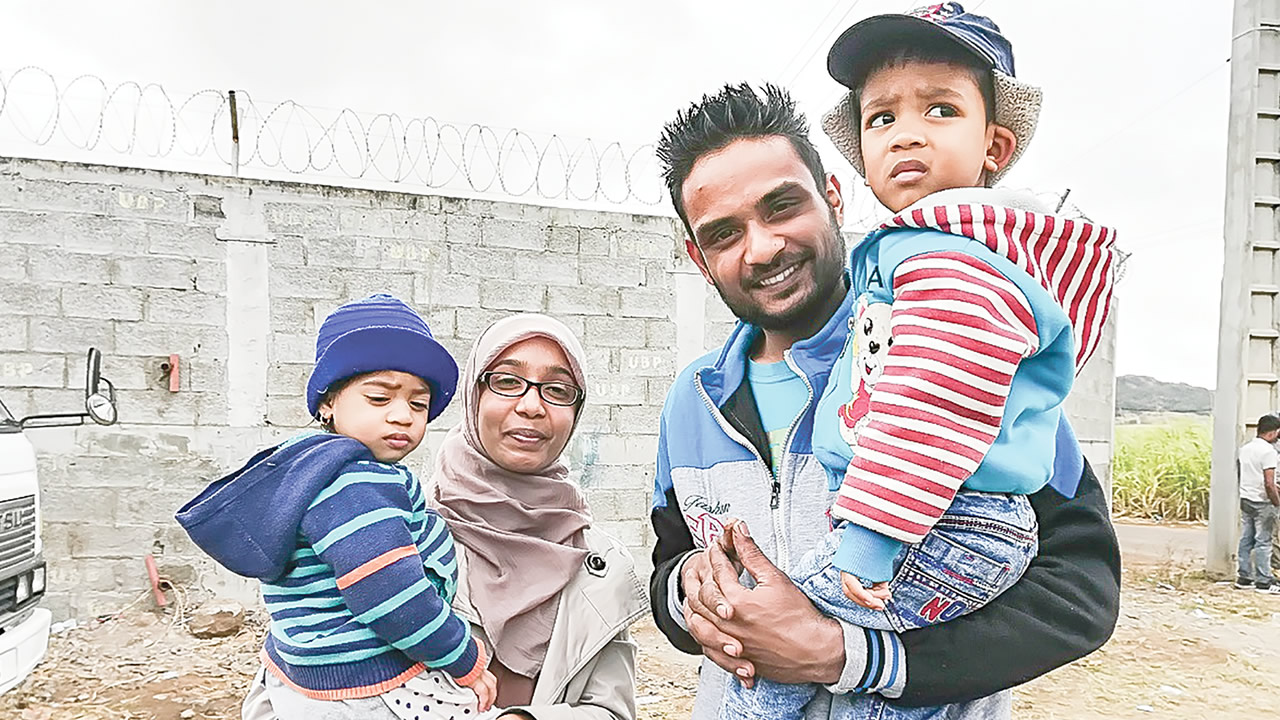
[0,65,1132,278]
[0,66,669,210]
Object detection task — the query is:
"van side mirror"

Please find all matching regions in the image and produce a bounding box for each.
[84,348,117,426]
[17,347,118,429]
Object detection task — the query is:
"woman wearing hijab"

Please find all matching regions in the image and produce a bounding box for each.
[418,313,646,720]
[242,313,645,720]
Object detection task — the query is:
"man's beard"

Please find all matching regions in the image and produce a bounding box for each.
[711,219,845,332]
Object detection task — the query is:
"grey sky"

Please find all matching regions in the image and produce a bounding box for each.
[1,0,1233,387]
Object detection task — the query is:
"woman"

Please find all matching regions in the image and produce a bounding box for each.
[243,313,646,720]
[420,313,646,720]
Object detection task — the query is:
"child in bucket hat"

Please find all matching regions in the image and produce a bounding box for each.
[719,5,1119,720]
[178,294,499,719]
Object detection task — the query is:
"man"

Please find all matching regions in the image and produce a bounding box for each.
[649,83,1120,718]
[1238,414,1280,592]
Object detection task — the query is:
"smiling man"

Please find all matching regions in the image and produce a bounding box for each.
[647,83,1121,719]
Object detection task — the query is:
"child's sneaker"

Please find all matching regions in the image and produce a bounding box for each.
[1237,575,1255,589]
[1254,582,1280,595]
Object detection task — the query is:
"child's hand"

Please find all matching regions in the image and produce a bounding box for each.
[468,668,498,712]
[841,571,891,610]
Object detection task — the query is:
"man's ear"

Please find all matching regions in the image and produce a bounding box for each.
[825,174,845,227]
[985,124,1017,175]
[685,236,715,285]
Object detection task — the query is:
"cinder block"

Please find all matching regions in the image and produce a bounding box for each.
[194,260,227,293]
[67,523,160,559]
[578,228,613,256]
[110,187,189,222]
[0,210,62,247]
[270,299,318,336]
[30,316,115,354]
[580,257,644,287]
[455,307,513,339]
[0,245,27,280]
[646,319,677,349]
[264,202,339,235]
[519,252,581,287]
[273,266,345,299]
[338,207,395,236]
[421,274,480,309]
[546,286,618,316]
[445,214,482,246]
[114,388,201,425]
[584,316,647,348]
[29,250,112,285]
[592,434,660,466]
[272,334,316,364]
[343,270,415,302]
[619,349,676,378]
[268,235,307,267]
[268,362,311,397]
[449,245,515,279]
[12,179,110,215]
[0,281,52,315]
[616,229,674,259]
[427,308,456,339]
[267,395,312,428]
[480,280,546,312]
[40,488,119,524]
[482,218,547,251]
[646,378,675,406]
[113,256,196,290]
[61,214,149,255]
[612,405,661,435]
[148,223,222,259]
[145,289,224,327]
[619,287,673,319]
[389,211,445,242]
[586,374,646,406]
[548,227,579,253]
[62,285,144,321]
[0,352,66,388]
[305,236,381,269]
[0,317,26,351]
[114,322,229,358]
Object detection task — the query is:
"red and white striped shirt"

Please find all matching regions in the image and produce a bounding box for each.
[831,201,1117,544]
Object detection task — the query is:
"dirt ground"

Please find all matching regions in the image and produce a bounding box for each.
[4,529,1278,719]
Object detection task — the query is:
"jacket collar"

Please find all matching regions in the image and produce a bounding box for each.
[696,289,855,408]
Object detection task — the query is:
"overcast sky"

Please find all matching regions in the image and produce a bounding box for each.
[1,0,1234,388]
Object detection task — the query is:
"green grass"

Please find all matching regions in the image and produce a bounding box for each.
[1112,419,1211,522]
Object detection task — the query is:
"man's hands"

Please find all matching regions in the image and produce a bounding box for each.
[681,521,846,688]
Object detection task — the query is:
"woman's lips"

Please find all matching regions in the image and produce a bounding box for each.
[506,428,548,446]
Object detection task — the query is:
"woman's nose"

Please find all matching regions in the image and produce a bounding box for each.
[515,387,546,416]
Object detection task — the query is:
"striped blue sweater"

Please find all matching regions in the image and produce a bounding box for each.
[176,432,484,699]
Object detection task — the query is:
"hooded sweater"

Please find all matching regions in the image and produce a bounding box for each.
[813,188,1118,582]
[175,431,485,700]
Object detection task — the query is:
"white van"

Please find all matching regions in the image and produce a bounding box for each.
[0,348,117,695]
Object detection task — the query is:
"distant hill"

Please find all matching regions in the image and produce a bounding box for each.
[1116,375,1212,415]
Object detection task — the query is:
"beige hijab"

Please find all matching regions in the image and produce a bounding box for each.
[429,314,592,683]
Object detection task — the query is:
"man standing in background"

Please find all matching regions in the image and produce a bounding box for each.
[1238,414,1280,593]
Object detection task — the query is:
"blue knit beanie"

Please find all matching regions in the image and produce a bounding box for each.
[305,294,458,421]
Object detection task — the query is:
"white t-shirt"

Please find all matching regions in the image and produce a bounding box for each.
[1239,437,1279,503]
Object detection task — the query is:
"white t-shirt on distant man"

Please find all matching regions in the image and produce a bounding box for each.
[1239,436,1279,503]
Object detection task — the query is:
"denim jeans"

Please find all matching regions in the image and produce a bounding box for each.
[1238,499,1277,585]
[720,491,1038,720]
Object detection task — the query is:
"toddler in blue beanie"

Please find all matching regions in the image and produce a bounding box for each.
[177,294,497,719]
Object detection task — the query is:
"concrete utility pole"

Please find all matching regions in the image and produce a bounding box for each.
[1211,0,1277,576]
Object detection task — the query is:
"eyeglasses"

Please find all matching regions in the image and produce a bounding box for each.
[479,371,584,407]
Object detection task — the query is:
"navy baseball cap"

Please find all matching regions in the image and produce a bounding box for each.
[827,3,1017,91]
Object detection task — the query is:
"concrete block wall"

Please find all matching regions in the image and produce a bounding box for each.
[0,156,1118,619]
[0,157,689,619]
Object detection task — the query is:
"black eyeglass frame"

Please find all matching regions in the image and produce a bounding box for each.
[478,371,584,407]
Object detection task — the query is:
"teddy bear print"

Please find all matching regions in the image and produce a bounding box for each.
[838,300,893,448]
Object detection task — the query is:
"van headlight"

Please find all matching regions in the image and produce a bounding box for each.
[15,573,31,604]
[31,565,45,595]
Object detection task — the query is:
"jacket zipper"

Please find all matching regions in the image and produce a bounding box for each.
[773,348,816,571]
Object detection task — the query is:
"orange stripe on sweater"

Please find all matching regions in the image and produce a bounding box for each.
[261,649,426,701]
[335,545,419,590]
[454,641,488,687]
